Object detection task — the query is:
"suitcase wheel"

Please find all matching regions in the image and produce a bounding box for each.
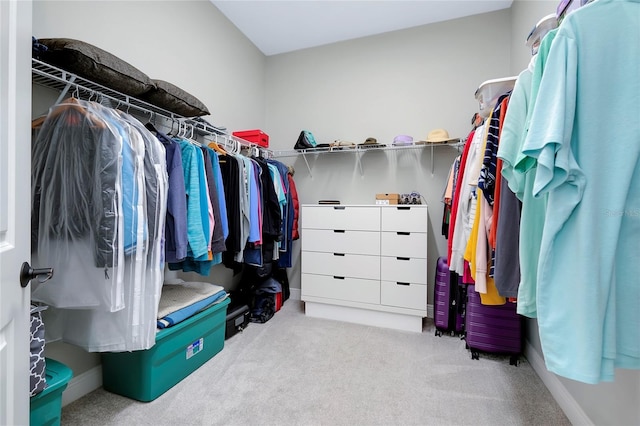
[509,355,519,366]
[471,350,479,360]
[435,329,442,337]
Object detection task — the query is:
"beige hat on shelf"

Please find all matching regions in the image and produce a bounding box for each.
[419,128,459,144]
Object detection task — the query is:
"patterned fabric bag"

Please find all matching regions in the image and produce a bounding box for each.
[30,304,47,397]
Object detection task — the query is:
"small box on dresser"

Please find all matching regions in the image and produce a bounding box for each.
[301,204,428,332]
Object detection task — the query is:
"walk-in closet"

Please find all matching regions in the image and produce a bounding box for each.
[2,1,638,425]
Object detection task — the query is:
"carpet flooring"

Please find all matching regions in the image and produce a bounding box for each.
[61,300,570,426]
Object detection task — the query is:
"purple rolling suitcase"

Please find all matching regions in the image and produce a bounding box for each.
[434,257,466,337]
[465,284,522,365]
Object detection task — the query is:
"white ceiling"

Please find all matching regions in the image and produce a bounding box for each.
[211,0,514,56]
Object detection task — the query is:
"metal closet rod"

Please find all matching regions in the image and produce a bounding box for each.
[31,58,273,158]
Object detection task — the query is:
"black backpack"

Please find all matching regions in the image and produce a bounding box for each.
[250,278,282,323]
[294,130,317,150]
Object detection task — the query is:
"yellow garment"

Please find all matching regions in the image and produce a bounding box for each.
[464,190,481,282]
[462,122,506,305]
[479,260,506,305]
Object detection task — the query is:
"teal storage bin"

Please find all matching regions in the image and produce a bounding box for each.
[101,298,229,402]
[30,358,73,426]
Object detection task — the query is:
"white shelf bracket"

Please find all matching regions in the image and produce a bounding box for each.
[430,145,435,175]
[54,74,76,105]
[301,152,313,178]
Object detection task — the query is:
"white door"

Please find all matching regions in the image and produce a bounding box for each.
[0,0,33,424]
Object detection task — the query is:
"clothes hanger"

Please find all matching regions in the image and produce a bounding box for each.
[223,136,236,155]
[177,121,186,139]
[186,124,201,146]
[168,117,177,137]
[208,134,228,155]
[144,112,160,135]
[32,87,82,128]
[32,96,106,129]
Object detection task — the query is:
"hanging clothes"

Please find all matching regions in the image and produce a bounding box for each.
[167,138,233,276]
[32,99,167,352]
[201,147,226,254]
[515,0,640,384]
[450,124,486,276]
[278,167,300,268]
[498,31,557,318]
[146,127,188,264]
[220,153,242,270]
[32,99,125,312]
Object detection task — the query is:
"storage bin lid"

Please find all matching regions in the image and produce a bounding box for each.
[31,358,73,400]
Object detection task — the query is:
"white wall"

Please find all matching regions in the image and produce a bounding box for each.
[32,0,267,381]
[509,2,640,425]
[265,9,513,301]
[266,9,512,150]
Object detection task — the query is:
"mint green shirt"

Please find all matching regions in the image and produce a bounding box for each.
[498,29,558,319]
[522,0,640,384]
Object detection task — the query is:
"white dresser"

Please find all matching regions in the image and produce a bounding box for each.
[301,204,428,332]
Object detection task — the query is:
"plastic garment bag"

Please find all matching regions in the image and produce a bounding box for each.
[33,99,168,352]
[31,99,125,311]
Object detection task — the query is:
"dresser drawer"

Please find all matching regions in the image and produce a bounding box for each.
[302,229,380,255]
[381,256,427,284]
[302,274,380,305]
[302,251,380,280]
[302,205,380,231]
[381,232,427,258]
[381,206,428,233]
[380,280,427,311]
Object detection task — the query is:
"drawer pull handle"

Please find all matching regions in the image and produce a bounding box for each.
[333,276,345,280]
[397,257,410,261]
[397,206,410,210]
[333,229,345,233]
[397,231,410,236]
[333,253,345,256]
[334,206,346,210]
[396,282,410,286]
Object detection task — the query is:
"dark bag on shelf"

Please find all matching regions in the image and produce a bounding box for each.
[294,130,317,150]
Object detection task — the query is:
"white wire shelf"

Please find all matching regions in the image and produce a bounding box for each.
[273,141,462,177]
[272,141,461,157]
[31,58,274,158]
